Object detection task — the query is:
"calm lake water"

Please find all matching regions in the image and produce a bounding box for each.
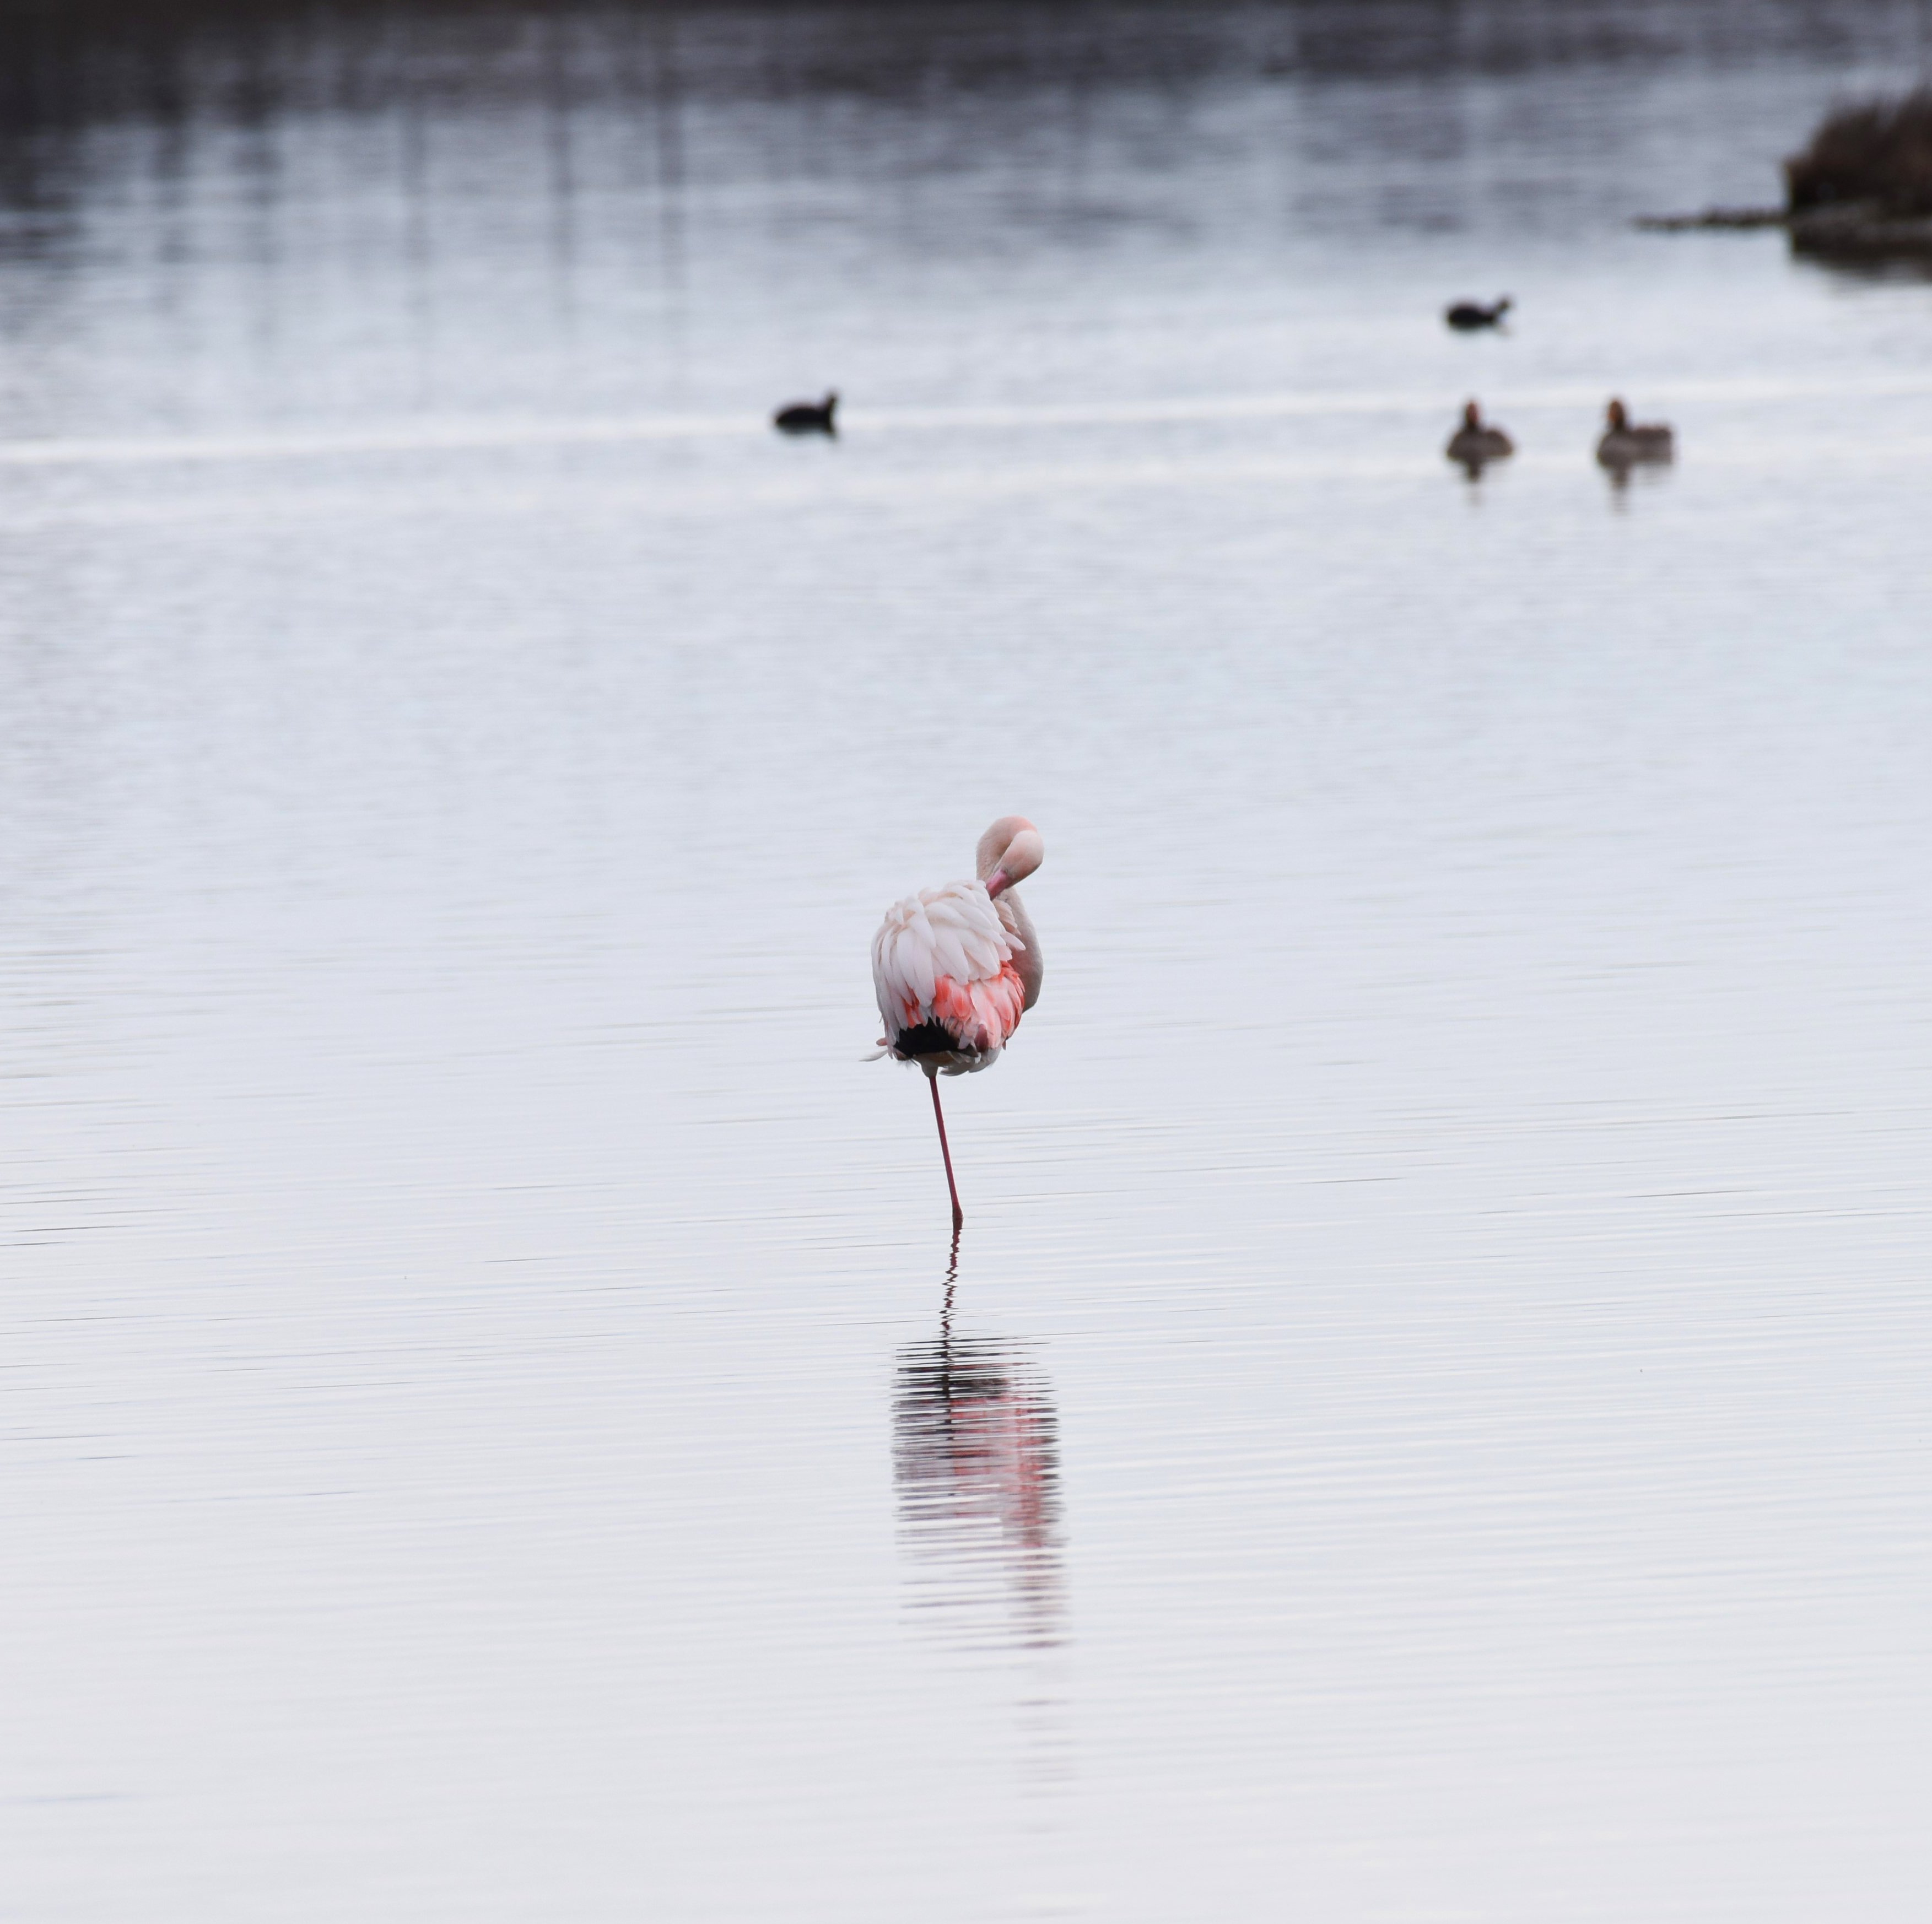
[3,2,1931,1917]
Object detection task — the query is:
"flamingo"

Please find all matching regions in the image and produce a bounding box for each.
[872,817,1045,1229]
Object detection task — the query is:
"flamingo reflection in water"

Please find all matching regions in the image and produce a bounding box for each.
[892,1280,1065,1652]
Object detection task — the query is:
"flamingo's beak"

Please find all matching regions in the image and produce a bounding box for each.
[983,869,1010,899]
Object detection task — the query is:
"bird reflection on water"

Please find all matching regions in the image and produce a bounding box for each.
[892,1264,1066,1655]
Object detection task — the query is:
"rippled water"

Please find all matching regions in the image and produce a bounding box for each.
[4,3,1931,1917]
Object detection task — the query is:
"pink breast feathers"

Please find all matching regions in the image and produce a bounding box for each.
[924,958,1027,1053]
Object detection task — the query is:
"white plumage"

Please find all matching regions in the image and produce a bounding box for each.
[872,880,1025,1072]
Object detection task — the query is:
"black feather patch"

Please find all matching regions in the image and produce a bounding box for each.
[892,1023,957,1057]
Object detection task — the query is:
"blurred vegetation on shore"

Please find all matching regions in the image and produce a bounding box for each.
[1640,83,1932,269]
[1785,86,1932,218]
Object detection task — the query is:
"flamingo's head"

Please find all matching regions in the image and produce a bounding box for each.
[978,817,1044,899]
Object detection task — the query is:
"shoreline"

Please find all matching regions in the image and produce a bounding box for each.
[1637,201,1932,262]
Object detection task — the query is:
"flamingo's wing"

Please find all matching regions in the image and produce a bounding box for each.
[872,880,1028,1057]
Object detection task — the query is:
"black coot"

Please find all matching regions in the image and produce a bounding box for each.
[773,391,838,435]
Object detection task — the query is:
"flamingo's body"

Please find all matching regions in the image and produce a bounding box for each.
[872,817,1045,1226]
[873,883,1028,1072]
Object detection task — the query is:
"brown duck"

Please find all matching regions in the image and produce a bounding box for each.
[1596,398,1674,467]
[1445,399,1514,470]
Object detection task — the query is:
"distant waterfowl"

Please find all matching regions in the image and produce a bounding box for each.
[1596,397,1674,467]
[1445,399,1514,471]
[1445,296,1512,331]
[872,817,1045,1229]
[773,391,838,435]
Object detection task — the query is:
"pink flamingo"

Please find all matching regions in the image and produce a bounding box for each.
[872,818,1046,1228]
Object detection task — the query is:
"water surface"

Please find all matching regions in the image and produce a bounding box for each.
[3,4,1931,1918]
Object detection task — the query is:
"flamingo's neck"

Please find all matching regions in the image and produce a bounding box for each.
[997,889,1044,1012]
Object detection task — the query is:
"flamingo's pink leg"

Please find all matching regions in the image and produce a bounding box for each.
[928,1071,964,1231]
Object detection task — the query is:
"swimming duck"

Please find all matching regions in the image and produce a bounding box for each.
[1596,397,1673,467]
[1445,399,1514,471]
[1445,297,1512,331]
[773,391,838,436]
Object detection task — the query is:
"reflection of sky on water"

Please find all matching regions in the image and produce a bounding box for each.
[4,4,1932,1920]
[894,1288,1065,1655]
